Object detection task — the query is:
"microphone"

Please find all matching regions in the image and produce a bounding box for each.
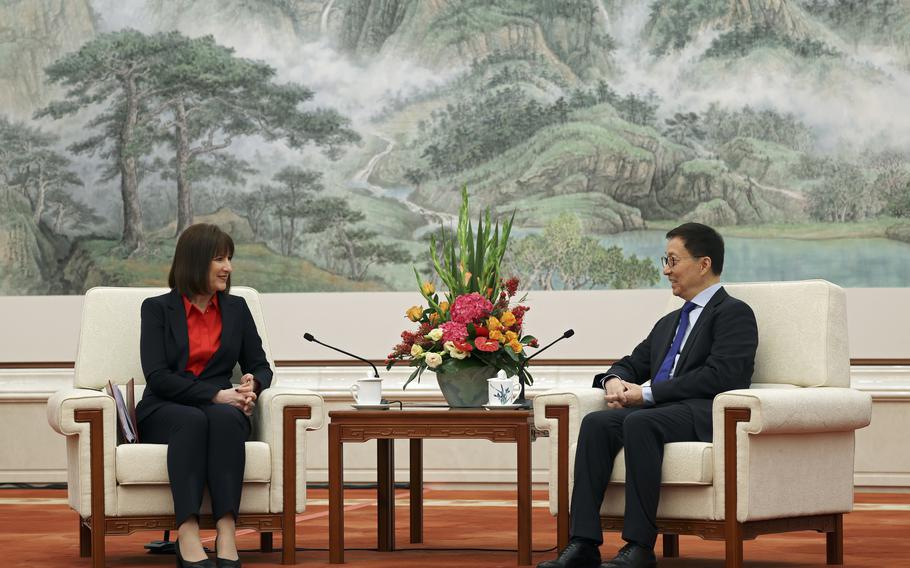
[303,332,379,378]
[515,329,574,408]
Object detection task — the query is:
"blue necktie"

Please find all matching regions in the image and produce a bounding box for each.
[652,301,697,385]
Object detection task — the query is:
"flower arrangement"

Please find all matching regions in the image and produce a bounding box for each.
[386,188,538,389]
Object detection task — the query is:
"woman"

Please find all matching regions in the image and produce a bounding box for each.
[137,223,272,568]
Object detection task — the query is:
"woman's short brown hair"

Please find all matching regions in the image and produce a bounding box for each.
[168,223,235,297]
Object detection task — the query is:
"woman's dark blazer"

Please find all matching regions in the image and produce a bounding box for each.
[136,288,273,424]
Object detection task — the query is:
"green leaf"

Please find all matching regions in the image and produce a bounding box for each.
[402,365,422,390]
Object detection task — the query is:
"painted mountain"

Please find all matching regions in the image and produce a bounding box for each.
[2,0,910,294]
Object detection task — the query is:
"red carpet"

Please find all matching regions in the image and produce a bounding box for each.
[2,489,908,567]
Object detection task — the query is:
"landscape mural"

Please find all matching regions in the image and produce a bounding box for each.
[2,0,910,295]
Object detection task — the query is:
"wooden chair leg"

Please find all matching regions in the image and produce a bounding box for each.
[260,532,274,553]
[662,534,679,558]
[79,519,91,557]
[826,513,844,565]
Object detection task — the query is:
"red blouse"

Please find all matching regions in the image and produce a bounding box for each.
[182,294,222,377]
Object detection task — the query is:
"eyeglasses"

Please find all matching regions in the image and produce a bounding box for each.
[660,255,704,269]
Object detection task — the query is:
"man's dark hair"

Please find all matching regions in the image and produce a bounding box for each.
[168,223,235,297]
[666,222,724,275]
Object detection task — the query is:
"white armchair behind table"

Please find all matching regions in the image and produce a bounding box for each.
[46,286,325,568]
[533,280,872,568]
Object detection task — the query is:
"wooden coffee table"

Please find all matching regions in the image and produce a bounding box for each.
[328,408,534,565]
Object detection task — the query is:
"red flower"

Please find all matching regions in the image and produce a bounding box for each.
[474,325,489,337]
[503,277,520,297]
[529,338,539,348]
[512,305,529,319]
[453,340,474,352]
[474,336,500,352]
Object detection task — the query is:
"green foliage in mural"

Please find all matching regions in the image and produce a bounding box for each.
[507,214,660,290]
[705,23,841,58]
[36,30,358,254]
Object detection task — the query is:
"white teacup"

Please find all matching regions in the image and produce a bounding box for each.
[487,375,521,406]
[351,377,383,405]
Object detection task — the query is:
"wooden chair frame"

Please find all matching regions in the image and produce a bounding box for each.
[545,405,845,568]
[74,405,313,567]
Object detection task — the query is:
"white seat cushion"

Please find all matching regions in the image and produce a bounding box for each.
[116,442,271,484]
[609,442,713,485]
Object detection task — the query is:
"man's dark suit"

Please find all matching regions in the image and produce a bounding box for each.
[571,287,758,548]
[137,289,273,525]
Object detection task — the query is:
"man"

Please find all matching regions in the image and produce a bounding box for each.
[538,223,758,568]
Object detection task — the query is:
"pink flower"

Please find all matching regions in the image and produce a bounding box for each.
[450,293,493,324]
[440,320,468,343]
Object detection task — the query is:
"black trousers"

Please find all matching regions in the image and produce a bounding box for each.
[139,402,251,526]
[569,403,698,547]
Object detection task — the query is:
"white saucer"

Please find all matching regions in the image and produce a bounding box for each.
[482,403,523,410]
[351,403,390,410]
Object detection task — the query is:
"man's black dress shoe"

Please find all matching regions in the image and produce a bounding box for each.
[537,540,601,568]
[601,542,657,568]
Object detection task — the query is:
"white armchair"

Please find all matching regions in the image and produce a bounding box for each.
[533,280,872,568]
[47,286,325,567]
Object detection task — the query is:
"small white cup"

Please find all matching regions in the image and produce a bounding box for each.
[487,372,520,406]
[351,377,383,405]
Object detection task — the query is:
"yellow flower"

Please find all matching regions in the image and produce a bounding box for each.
[505,331,518,343]
[439,301,449,314]
[508,339,523,353]
[421,281,435,296]
[410,344,424,358]
[426,328,443,342]
[500,311,516,328]
[489,329,504,342]
[487,316,502,332]
[463,271,472,286]
[429,312,439,324]
[406,305,423,322]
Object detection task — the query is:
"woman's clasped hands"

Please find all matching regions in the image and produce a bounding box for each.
[213,373,258,415]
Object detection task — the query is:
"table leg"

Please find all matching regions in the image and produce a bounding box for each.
[409,439,423,543]
[517,424,532,566]
[329,423,344,564]
[377,438,395,551]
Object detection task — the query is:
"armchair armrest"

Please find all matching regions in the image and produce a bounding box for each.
[711,387,872,523]
[713,387,872,435]
[45,388,118,517]
[256,386,325,515]
[532,388,608,434]
[533,388,607,532]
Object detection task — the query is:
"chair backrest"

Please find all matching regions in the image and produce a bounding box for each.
[73,286,274,390]
[665,280,849,388]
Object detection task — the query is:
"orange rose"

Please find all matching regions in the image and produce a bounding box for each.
[489,329,504,342]
[487,316,502,332]
[508,339,523,353]
[500,311,516,328]
[505,331,518,343]
[406,306,423,322]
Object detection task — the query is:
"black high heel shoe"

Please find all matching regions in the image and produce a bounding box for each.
[214,536,242,568]
[175,539,216,568]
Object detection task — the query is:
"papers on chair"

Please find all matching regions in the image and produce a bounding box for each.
[106,379,139,444]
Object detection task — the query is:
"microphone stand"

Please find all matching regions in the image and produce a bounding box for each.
[515,329,574,409]
[303,332,380,378]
